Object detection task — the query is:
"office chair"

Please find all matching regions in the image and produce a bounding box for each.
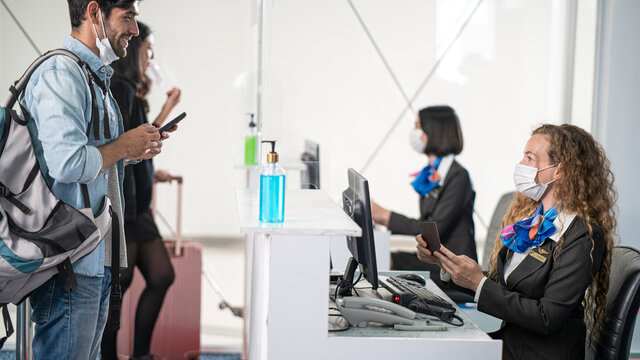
[586,246,640,360]
[481,191,516,270]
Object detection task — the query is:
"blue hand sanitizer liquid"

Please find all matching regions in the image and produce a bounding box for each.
[259,141,286,223]
[259,173,285,222]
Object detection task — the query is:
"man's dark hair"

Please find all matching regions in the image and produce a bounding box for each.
[419,105,464,157]
[67,0,137,28]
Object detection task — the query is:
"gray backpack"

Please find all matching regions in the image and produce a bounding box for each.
[0,49,119,347]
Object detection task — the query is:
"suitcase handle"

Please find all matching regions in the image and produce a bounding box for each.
[152,175,183,257]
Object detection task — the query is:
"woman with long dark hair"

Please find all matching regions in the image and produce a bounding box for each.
[101,21,181,360]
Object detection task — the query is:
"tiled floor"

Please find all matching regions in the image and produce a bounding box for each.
[199,238,245,353]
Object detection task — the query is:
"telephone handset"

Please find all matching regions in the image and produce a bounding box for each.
[337,296,417,327]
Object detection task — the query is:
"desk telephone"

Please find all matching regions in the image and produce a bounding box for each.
[337,296,417,327]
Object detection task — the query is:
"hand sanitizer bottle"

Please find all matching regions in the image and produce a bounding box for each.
[244,113,259,166]
[259,140,286,222]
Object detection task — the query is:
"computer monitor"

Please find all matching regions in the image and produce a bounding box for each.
[339,168,378,295]
[300,140,319,189]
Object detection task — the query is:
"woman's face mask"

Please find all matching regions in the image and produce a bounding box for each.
[409,129,426,154]
[513,163,558,201]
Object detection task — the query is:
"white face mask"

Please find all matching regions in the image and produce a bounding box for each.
[93,10,119,65]
[145,60,164,85]
[513,163,558,201]
[409,129,426,154]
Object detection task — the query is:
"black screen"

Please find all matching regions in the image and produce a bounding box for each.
[300,140,320,189]
[341,168,378,290]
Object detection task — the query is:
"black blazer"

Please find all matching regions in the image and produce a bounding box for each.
[477,217,605,360]
[388,160,477,261]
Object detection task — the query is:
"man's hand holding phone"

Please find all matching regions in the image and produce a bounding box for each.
[158,112,186,139]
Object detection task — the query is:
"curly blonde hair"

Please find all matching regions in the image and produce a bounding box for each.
[486,124,617,343]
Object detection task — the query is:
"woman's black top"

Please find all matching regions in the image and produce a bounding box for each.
[387,160,477,301]
[388,160,477,261]
[110,76,155,223]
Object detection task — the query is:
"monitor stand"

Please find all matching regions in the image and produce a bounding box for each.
[337,257,358,297]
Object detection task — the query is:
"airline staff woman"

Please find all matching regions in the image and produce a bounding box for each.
[417,124,616,360]
[371,106,477,300]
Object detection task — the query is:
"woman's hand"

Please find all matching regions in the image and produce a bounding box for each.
[415,234,441,265]
[162,87,181,113]
[154,169,173,183]
[434,246,484,290]
[370,200,391,227]
[153,88,183,129]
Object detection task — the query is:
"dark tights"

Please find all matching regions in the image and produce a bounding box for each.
[101,236,175,359]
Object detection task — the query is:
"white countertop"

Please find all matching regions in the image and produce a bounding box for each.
[236,189,362,236]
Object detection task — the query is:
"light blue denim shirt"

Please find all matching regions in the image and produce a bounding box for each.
[21,36,125,277]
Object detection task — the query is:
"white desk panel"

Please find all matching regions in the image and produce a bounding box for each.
[237,189,501,359]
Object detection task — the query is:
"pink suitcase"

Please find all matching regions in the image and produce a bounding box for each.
[117,176,202,360]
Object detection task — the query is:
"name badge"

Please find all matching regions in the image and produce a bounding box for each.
[529,251,547,263]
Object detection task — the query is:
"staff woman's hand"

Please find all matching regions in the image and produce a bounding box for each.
[370,200,391,227]
[434,246,484,290]
[416,234,441,266]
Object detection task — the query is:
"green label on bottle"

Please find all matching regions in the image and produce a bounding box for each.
[244,135,257,165]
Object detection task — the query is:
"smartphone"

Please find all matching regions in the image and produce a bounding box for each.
[419,221,442,252]
[158,112,186,134]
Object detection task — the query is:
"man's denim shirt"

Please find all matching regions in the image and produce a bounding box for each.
[21,36,125,277]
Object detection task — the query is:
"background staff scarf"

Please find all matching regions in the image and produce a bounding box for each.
[411,157,442,197]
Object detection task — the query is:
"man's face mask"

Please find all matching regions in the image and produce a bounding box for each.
[93,9,119,65]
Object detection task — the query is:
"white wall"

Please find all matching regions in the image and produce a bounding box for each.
[259,0,592,247]
[593,0,640,248]
[0,0,252,238]
[0,0,607,244]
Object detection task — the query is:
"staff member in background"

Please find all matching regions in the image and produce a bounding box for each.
[418,124,616,359]
[101,21,181,360]
[371,105,477,301]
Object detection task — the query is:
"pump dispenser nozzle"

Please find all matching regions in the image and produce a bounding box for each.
[262,140,279,163]
[247,113,256,128]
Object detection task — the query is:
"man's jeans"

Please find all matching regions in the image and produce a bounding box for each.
[30,267,112,360]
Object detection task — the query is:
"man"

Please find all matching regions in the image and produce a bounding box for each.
[21,1,171,358]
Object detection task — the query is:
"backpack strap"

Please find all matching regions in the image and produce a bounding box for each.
[107,205,121,331]
[56,258,77,293]
[0,108,11,157]
[0,304,14,349]
[6,49,89,109]
[85,68,112,139]
[0,182,30,215]
[4,48,103,140]
[86,74,101,140]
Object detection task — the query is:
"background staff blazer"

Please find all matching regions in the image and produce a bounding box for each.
[387,159,477,261]
[477,217,605,360]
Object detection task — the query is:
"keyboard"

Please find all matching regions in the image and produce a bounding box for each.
[379,276,455,312]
